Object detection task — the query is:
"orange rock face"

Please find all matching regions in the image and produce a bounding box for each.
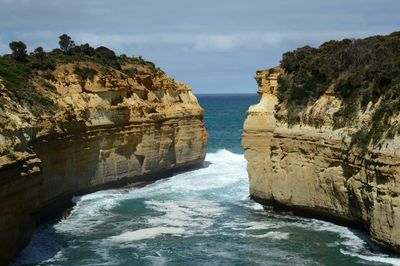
[0,62,208,264]
[242,68,400,254]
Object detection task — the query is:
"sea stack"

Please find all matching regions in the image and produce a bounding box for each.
[242,32,400,253]
[0,51,208,264]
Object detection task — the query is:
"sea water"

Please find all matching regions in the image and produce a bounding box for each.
[13,94,400,265]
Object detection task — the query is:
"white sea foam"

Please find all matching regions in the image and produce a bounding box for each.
[110,227,185,242]
[223,220,276,231]
[341,250,400,266]
[303,219,367,251]
[245,222,277,231]
[131,149,248,196]
[145,199,226,230]
[247,231,290,240]
[14,150,400,265]
[243,201,265,211]
[45,150,245,238]
[145,255,167,266]
[283,217,400,265]
[54,190,122,234]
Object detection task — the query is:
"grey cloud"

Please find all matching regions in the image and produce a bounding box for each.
[12,29,393,55]
[0,0,399,93]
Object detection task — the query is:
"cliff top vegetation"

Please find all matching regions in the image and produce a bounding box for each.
[276,31,400,148]
[0,34,162,116]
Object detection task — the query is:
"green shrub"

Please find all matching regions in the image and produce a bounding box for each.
[0,57,55,111]
[5,149,17,160]
[31,47,56,70]
[41,71,56,81]
[43,81,57,92]
[0,57,31,90]
[277,31,400,148]
[94,46,120,69]
[122,68,137,78]
[0,36,165,116]
[73,66,98,81]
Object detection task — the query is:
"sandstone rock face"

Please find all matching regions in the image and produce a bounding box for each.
[242,68,400,253]
[0,63,207,264]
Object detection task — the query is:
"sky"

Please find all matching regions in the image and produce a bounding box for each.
[0,0,399,94]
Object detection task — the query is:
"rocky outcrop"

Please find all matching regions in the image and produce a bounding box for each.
[0,62,207,264]
[242,68,400,253]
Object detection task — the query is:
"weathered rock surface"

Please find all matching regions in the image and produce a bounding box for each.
[0,62,207,265]
[242,68,400,253]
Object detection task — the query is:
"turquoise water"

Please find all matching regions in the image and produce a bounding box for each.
[13,94,400,266]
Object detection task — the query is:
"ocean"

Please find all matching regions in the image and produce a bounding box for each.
[12,94,400,266]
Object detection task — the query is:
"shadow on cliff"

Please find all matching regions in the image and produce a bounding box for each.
[11,224,66,266]
[162,160,212,177]
[196,160,212,169]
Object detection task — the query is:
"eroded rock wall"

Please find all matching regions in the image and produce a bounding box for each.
[242,69,400,253]
[0,63,207,265]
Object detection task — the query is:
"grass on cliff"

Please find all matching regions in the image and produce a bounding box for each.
[0,57,55,111]
[276,31,400,149]
[0,36,165,119]
[42,47,163,78]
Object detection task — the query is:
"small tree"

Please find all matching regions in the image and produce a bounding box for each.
[31,46,54,70]
[33,46,45,60]
[9,41,28,62]
[59,34,75,54]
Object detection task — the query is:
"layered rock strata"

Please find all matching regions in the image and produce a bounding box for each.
[0,62,207,264]
[242,68,400,253]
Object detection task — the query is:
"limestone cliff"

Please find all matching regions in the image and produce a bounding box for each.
[243,34,400,253]
[0,59,207,264]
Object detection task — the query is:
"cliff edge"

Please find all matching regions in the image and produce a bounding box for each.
[0,43,207,264]
[242,32,400,253]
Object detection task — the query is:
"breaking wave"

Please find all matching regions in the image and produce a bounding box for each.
[13,150,400,265]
